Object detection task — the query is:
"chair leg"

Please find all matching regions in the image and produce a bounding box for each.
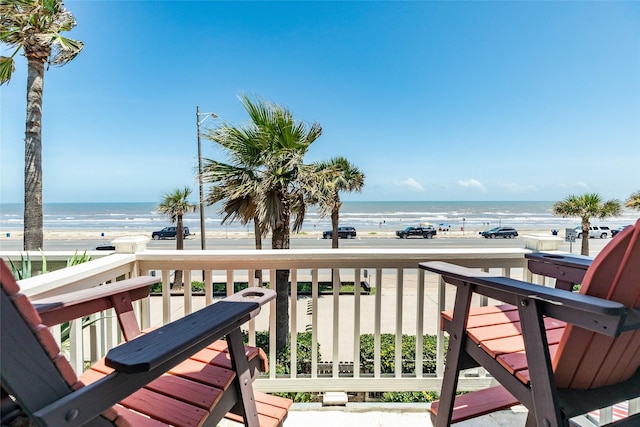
[525,411,538,427]
[434,282,474,427]
[227,328,260,427]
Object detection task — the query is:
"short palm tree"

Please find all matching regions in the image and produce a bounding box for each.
[1,0,83,251]
[158,187,197,289]
[626,191,640,211]
[553,193,622,256]
[203,94,328,352]
[314,157,365,249]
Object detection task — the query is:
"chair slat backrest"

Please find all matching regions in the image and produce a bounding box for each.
[553,219,640,389]
[0,260,122,425]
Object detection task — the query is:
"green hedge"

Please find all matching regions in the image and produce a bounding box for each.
[359,333,443,375]
[242,331,443,402]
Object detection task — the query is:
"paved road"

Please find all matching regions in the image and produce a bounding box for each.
[0,233,610,256]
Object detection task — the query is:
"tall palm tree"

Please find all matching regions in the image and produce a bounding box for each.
[203,94,328,352]
[158,187,197,290]
[553,193,622,256]
[626,190,640,211]
[314,157,365,249]
[1,0,83,251]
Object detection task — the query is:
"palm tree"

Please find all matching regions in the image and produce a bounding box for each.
[553,193,622,256]
[158,187,197,290]
[1,0,83,251]
[314,157,365,249]
[626,190,640,211]
[203,94,328,352]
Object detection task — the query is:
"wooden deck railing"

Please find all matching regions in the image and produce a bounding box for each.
[11,247,538,394]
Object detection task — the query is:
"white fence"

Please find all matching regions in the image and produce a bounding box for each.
[12,247,537,394]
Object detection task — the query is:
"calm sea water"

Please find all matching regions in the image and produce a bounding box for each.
[0,201,637,233]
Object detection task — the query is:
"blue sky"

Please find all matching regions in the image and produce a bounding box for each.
[1,1,639,203]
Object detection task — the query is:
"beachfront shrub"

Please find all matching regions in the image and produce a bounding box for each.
[243,331,321,403]
[67,250,91,266]
[247,331,320,376]
[359,333,443,374]
[381,391,439,403]
[8,251,47,280]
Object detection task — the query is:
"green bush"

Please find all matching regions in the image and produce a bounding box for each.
[359,333,444,375]
[247,331,320,375]
[150,281,251,294]
[382,390,439,403]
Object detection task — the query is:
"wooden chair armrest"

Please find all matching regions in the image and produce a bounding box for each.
[525,252,593,290]
[106,287,275,373]
[32,276,159,326]
[420,261,628,336]
[32,288,276,426]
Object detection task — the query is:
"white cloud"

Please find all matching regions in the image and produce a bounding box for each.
[499,183,539,193]
[393,178,425,192]
[457,178,487,192]
[575,181,589,189]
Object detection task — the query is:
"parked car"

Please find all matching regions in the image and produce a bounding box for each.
[152,226,190,240]
[480,227,518,238]
[396,226,437,239]
[574,226,610,239]
[95,244,115,251]
[322,226,357,239]
[611,225,631,237]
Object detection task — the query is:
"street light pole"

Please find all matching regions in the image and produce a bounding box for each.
[196,106,218,251]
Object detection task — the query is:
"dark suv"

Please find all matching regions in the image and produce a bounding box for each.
[152,226,190,240]
[396,226,437,239]
[323,226,357,239]
[480,227,518,238]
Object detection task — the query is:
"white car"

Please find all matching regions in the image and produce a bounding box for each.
[575,226,610,239]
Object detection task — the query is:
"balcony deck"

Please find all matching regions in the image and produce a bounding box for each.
[3,236,633,426]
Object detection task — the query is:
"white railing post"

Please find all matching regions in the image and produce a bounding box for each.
[332,268,340,378]
[416,268,425,378]
[353,268,362,379]
[374,268,383,379]
[395,268,403,379]
[289,269,298,378]
[311,268,319,379]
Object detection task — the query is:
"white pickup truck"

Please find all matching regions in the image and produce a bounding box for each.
[575,226,611,239]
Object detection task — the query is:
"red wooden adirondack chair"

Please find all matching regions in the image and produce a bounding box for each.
[0,260,291,427]
[420,218,640,427]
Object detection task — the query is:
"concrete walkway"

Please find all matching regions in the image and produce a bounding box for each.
[219,403,529,426]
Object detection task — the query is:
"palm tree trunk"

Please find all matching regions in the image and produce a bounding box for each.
[272,200,291,354]
[330,206,341,288]
[331,207,339,249]
[581,221,590,256]
[23,57,45,251]
[253,217,263,286]
[173,216,184,290]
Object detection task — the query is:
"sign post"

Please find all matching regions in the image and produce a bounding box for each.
[565,228,576,253]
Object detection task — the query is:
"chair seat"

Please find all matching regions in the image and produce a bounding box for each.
[423,220,640,426]
[432,303,566,422]
[80,338,285,427]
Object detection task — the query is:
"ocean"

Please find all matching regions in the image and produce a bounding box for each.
[1,201,638,234]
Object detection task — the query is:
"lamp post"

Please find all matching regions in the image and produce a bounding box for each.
[196,106,218,250]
